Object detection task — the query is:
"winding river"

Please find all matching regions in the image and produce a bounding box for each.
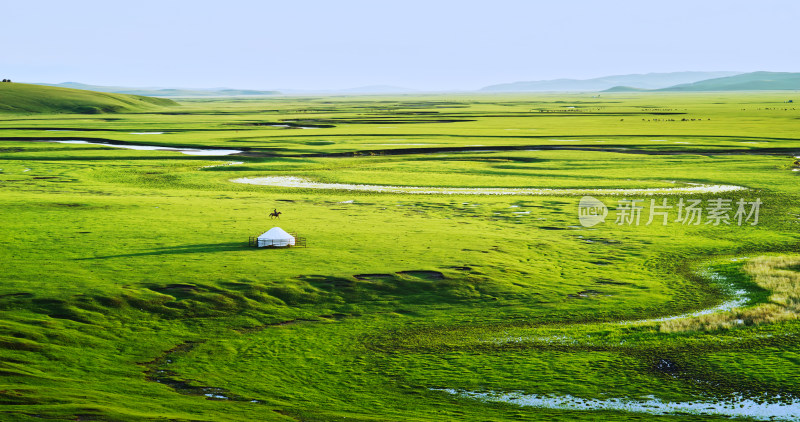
[443,267,800,421]
[48,140,242,156]
[437,389,800,421]
[230,176,747,196]
[38,137,794,418]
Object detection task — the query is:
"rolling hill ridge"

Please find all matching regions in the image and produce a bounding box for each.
[605,72,800,92]
[480,71,742,92]
[0,82,178,113]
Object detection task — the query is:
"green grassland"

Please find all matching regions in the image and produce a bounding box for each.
[0,83,177,114]
[0,91,799,421]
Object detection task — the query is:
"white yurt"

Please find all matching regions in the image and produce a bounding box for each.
[257,227,295,247]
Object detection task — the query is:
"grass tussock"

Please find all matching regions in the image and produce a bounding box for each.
[661,256,800,332]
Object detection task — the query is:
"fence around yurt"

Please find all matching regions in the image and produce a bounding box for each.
[248,232,306,248]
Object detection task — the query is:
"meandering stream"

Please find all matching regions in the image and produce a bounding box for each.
[48,140,242,156]
[37,137,791,418]
[443,265,800,420]
[230,176,747,195]
[436,389,800,421]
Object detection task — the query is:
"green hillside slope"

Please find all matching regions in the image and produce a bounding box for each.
[0,82,178,113]
[659,71,800,91]
[602,86,648,92]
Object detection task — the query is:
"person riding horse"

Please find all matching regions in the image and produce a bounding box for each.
[269,208,282,219]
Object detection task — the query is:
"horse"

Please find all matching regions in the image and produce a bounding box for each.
[269,211,282,219]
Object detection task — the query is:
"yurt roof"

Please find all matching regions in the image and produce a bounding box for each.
[258,227,294,240]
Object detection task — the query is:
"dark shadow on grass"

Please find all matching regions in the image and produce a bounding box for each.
[76,242,249,260]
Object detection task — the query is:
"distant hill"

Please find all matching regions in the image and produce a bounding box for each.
[38,82,280,97]
[602,86,648,92]
[657,71,800,91]
[0,82,177,113]
[601,72,800,92]
[480,71,742,92]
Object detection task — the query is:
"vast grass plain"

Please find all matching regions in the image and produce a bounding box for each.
[1,85,800,421]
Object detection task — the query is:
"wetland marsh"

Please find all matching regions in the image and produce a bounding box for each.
[1,91,799,421]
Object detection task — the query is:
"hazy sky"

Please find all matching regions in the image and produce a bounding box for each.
[3,0,798,90]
